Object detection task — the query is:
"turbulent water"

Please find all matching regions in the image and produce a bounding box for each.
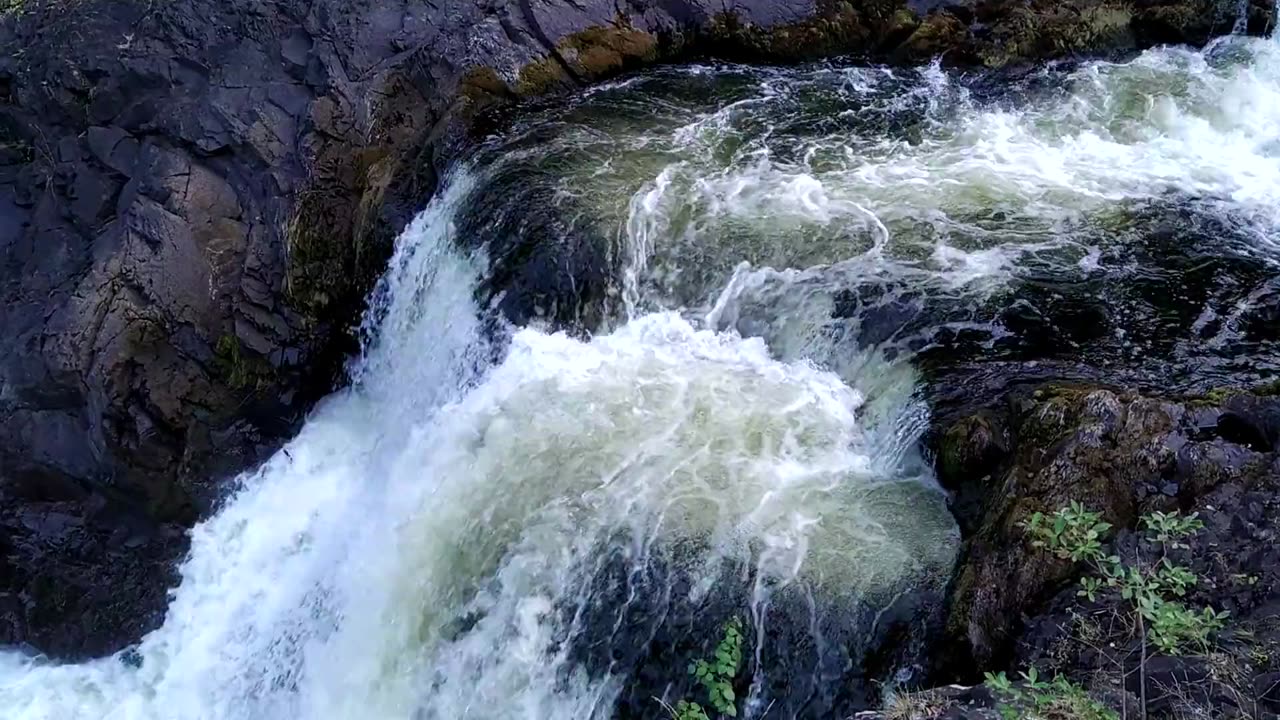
[3,27,1280,720]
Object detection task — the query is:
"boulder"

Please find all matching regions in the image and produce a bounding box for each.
[930,383,1280,716]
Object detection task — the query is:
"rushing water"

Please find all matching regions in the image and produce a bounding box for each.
[3,27,1280,720]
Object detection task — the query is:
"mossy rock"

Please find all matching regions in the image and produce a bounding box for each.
[939,384,1175,671]
[938,413,1007,486]
[1256,379,1280,397]
[1184,380,1280,408]
[510,22,661,96]
[560,23,659,77]
[286,189,353,313]
[707,5,876,61]
[895,11,968,63]
[458,66,512,109]
[514,56,573,96]
[214,335,275,392]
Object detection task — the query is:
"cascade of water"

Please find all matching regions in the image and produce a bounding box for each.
[1,23,1278,720]
[0,171,493,719]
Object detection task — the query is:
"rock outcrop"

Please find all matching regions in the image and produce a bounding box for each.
[920,382,1280,718]
[0,0,1272,659]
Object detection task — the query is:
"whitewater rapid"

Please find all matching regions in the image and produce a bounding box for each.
[3,26,1280,720]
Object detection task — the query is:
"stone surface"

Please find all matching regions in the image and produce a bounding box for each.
[0,0,1272,660]
[927,383,1280,717]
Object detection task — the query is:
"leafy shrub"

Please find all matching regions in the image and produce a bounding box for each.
[985,668,1118,720]
[1020,505,1227,655]
[670,617,745,719]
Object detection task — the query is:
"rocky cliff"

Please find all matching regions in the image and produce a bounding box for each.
[0,0,1273,659]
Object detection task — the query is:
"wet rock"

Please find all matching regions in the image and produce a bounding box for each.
[453,163,613,333]
[1254,670,1280,711]
[0,475,183,659]
[1122,655,1212,712]
[1219,394,1280,452]
[938,385,1153,672]
[570,545,951,719]
[931,382,1280,682]
[935,412,1010,535]
[925,378,1280,718]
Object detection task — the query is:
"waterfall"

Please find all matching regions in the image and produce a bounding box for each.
[2,24,1279,720]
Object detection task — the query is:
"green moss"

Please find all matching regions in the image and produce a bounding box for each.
[1040,3,1134,54]
[1187,386,1242,407]
[882,6,920,43]
[1182,379,1280,407]
[938,413,1003,484]
[285,188,356,313]
[1254,379,1280,397]
[971,1,1136,67]
[897,11,967,61]
[708,4,875,61]
[513,56,571,96]
[215,335,251,390]
[214,334,272,391]
[943,563,978,637]
[1018,384,1095,447]
[560,23,659,75]
[511,21,661,96]
[458,66,511,109]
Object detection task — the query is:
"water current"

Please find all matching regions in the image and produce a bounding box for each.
[2,24,1278,720]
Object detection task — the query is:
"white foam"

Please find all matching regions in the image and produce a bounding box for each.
[0,174,956,719]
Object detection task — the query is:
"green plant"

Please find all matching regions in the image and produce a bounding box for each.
[984,669,1118,720]
[1019,504,1231,719]
[673,700,711,720]
[1141,511,1203,548]
[689,617,744,716]
[668,618,745,719]
[1146,602,1230,655]
[1020,501,1112,563]
[985,670,1015,695]
[1023,505,1227,656]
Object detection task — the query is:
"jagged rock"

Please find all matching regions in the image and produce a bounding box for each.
[0,0,1272,661]
[930,383,1280,718]
[936,385,1167,671]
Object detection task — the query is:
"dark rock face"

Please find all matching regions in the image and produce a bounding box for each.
[0,476,183,658]
[930,384,1280,717]
[0,0,1271,662]
[937,385,1163,671]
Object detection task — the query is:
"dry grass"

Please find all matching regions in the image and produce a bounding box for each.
[882,688,958,720]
